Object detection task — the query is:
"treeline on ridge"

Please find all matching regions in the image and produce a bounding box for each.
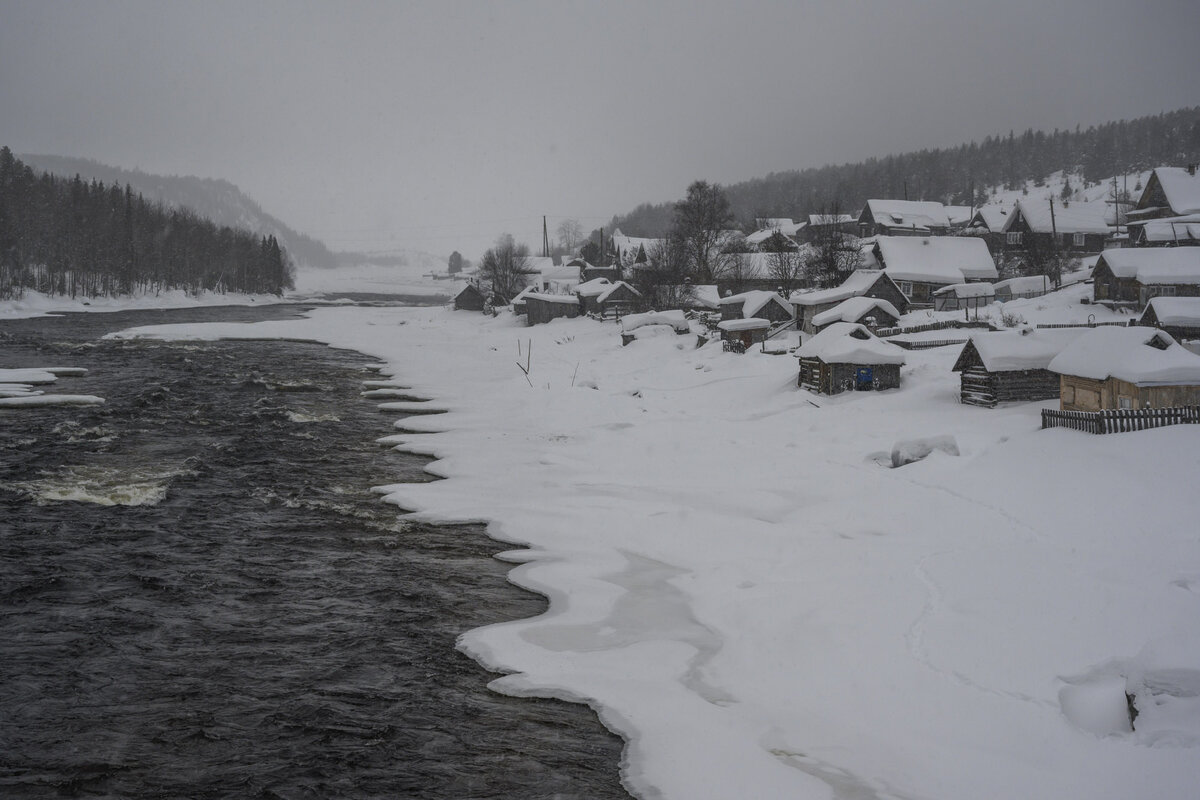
[612,106,1200,236]
[0,147,294,300]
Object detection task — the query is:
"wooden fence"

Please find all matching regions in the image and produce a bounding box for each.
[1035,321,1129,330]
[1041,406,1200,434]
[875,320,994,338]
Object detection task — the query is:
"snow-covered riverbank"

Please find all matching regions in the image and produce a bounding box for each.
[105,304,1200,799]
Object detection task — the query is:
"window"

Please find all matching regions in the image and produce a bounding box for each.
[1118,396,1133,410]
[898,281,913,297]
[1063,385,1075,404]
[1073,232,1086,247]
[1006,231,1023,246]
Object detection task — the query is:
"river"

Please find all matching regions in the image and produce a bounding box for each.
[0,302,629,799]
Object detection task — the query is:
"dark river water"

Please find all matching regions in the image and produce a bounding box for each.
[0,303,629,799]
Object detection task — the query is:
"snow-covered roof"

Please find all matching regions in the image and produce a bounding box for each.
[1151,167,1200,216]
[523,291,581,305]
[876,237,998,284]
[811,296,901,328]
[717,317,771,331]
[993,275,1052,294]
[690,284,721,309]
[745,223,804,246]
[953,328,1086,372]
[945,205,974,226]
[1142,297,1200,327]
[1048,326,1200,385]
[1135,214,1200,244]
[1002,198,1113,234]
[523,256,556,274]
[597,281,641,302]
[1097,248,1200,285]
[791,270,890,307]
[864,199,951,231]
[795,322,906,365]
[510,286,538,305]
[970,205,1009,231]
[455,283,482,298]
[934,282,995,299]
[621,310,689,333]
[718,290,789,318]
[611,232,662,261]
[574,277,614,297]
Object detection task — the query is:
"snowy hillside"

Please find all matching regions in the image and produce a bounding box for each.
[20,153,338,270]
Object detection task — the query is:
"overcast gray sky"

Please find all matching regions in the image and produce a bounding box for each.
[2,0,1198,259]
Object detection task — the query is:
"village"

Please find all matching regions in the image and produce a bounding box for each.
[451,165,1200,435]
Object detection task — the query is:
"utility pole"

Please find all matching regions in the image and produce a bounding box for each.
[542,216,549,258]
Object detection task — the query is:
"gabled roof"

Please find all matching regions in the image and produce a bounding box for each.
[455,283,483,298]
[1147,167,1200,216]
[523,291,580,305]
[811,296,901,328]
[1141,297,1200,327]
[952,328,1085,373]
[875,237,998,284]
[718,289,790,317]
[611,232,662,261]
[945,205,974,226]
[596,281,641,302]
[574,277,614,297]
[863,199,951,231]
[969,205,1009,231]
[1096,248,1200,285]
[745,223,805,247]
[1001,198,1113,234]
[791,269,894,307]
[795,322,907,365]
[1048,326,1200,385]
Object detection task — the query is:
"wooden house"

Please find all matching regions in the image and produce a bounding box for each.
[961,206,1010,253]
[998,198,1111,263]
[716,317,772,350]
[810,296,901,333]
[523,292,582,325]
[592,281,642,316]
[453,283,486,311]
[745,219,805,251]
[1092,248,1200,310]
[951,329,1085,407]
[873,237,998,307]
[1138,297,1200,341]
[718,289,792,324]
[1047,327,1200,411]
[1125,165,1200,224]
[790,270,909,334]
[933,282,995,312]
[857,199,951,238]
[795,322,906,395]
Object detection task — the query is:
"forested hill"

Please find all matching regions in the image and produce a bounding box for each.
[0,147,293,299]
[612,106,1200,236]
[19,153,337,269]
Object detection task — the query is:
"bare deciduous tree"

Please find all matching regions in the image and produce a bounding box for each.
[556,219,584,254]
[673,180,737,282]
[629,232,695,309]
[803,203,862,287]
[761,231,804,297]
[478,233,535,301]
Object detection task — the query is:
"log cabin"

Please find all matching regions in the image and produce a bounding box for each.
[1047,327,1200,411]
[952,328,1086,407]
[796,322,906,395]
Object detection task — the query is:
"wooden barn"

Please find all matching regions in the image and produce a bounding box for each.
[790,270,909,334]
[998,197,1111,262]
[1048,327,1200,411]
[795,322,906,395]
[951,329,1086,407]
[1137,297,1200,341]
[1125,165,1200,223]
[1092,248,1200,310]
[810,296,901,333]
[718,290,793,323]
[453,283,486,311]
[523,292,581,326]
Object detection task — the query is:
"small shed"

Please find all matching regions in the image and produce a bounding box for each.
[523,292,582,326]
[810,296,901,333]
[933,282,996,312]
[717,317,772,350]
[510,285,537,316]
[453,283,486,311]
[718,290,793,324]
[1048,327,1200,411]
[951,328,1085,407]
[796,322,906,395]
[590,281,642,316]
[993,275,1051,302]
[1139,297,1200,341]
[790,270,909,334]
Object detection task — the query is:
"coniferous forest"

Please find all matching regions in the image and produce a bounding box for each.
[0,147,294,300]
[612,106,1200,236]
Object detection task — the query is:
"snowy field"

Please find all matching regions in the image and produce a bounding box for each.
[102,296,1200,800]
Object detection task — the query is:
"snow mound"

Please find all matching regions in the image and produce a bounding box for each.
[890,435,960,467]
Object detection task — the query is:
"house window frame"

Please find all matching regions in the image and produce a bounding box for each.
[897,280,913,297]
[1073,232,1086,247]
[1006,231,1023,246]
[1118,395,1133,410]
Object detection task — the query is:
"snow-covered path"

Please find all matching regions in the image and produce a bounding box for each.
[108,305,1200,799]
